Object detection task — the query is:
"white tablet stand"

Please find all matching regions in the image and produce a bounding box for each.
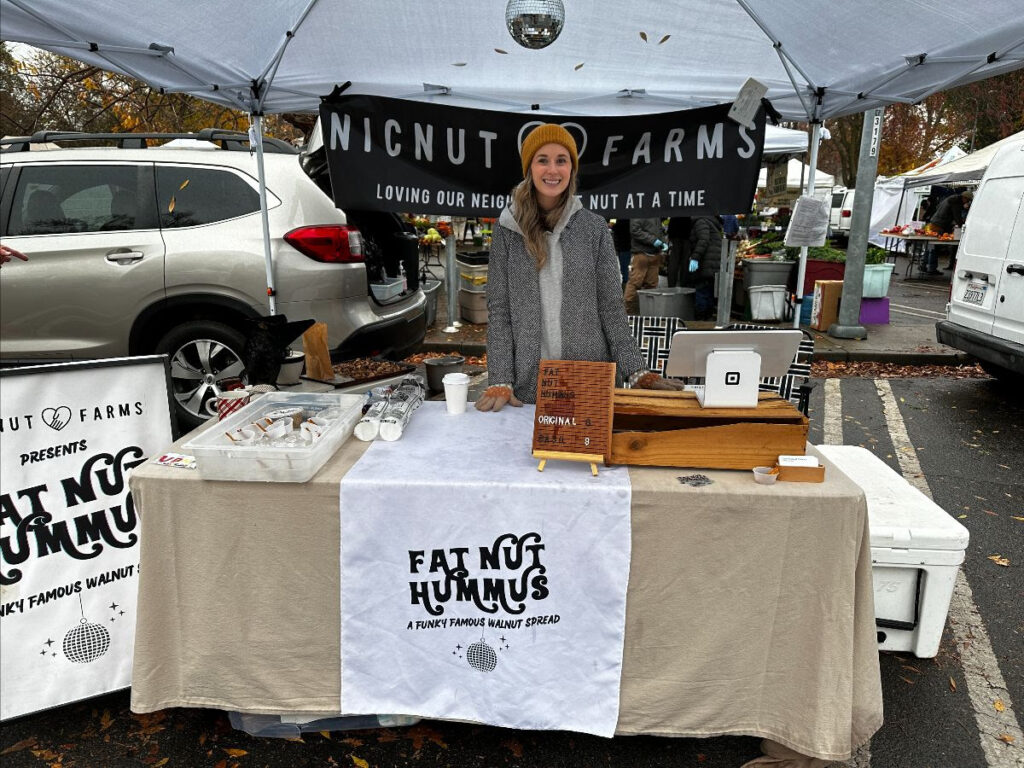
[698,347,762,408]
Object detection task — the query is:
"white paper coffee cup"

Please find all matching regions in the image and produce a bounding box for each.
[442,372,470,415]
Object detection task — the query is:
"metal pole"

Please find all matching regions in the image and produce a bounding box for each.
[441,233,462,333]
[830,107,885,339]
[716,236,734,327]
[791,122,821,328]
[251,114,277,315]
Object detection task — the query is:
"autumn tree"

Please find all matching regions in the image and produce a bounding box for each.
[1,43,301,141]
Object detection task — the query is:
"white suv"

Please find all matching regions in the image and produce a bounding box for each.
[0,130,426,428]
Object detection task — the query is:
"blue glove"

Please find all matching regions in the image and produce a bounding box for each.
[689,258,699,272]
[654,239,669,253]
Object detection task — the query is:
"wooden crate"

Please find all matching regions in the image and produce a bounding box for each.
[609,389,808,469]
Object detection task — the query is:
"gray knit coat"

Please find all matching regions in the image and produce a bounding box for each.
[486,204,646,403]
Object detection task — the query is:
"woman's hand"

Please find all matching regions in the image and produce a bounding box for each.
[475,385,523,412]
[634,372,687,391]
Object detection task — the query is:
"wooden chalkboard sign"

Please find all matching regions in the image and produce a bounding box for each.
[531,360,615,475]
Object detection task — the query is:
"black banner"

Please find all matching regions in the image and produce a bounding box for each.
[319,95,764,218]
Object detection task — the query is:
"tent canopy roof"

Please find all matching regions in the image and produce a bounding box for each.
[2,0,1022,121]
[904,130,1024,187]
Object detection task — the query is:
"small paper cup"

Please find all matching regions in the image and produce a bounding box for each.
[442,372,471,415]
[217,389,251,420]
[752,466,779,485]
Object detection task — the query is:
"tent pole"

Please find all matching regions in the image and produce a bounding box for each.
[441,232,462,334]
[791,121,820,328]
[250,114,278,316]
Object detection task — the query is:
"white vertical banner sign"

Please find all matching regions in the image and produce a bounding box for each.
[0,357,175,720]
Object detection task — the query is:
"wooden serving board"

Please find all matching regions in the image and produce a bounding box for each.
[609,389,808,470]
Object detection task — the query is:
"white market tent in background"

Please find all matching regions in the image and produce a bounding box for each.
[904,129,1024,187]
[2,0,1022,322]
[757,158,834,195]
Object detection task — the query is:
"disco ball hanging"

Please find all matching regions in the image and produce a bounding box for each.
[505,0,565,50]
[63,620,111,664]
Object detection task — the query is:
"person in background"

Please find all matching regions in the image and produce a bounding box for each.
[0,243,29,267]
[721,214,740,240]
[923,189,972,274]
[477,124,685,411]
[689,215,725,320]
[624,217,668,314]
[666,216,693,288]
[610,217,631,288]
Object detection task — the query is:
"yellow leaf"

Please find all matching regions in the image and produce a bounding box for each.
[320,731,332,740]
[178,179,190,191]
[1,738,37,755]
[352,757,370,768]
[994,699,1006,712]
[949,676,957,692]
[168,196,176,214]
[154,759,170,767]
[1012,516,1024,522]
[988,554,1010,567]
[997,733,1016,743]
[958,514,968,519]
[223,748,248,757]
[100,710,114,731]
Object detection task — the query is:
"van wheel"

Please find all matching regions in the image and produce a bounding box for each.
[155,321,247,430]
[979,361,1024,384]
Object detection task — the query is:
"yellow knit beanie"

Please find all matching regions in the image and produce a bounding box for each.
[520,123,578,177]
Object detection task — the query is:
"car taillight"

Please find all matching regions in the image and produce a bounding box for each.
[284,225,364,263]
[841,210,852,218]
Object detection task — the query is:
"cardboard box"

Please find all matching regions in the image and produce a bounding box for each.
[810,280,843,331]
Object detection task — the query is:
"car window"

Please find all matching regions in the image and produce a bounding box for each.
[831,191,845,207]
[7,164,142,235]
[962,177,1024,258]
[155,165,260,228]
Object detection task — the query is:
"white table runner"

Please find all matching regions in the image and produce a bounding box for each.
[339,402,632,737]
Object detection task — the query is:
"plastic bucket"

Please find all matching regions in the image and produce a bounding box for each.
[422,280,442,327]
[424,355,465,391]
[862,263,895,298]
[747,284,787,321]
[637,287,696,319]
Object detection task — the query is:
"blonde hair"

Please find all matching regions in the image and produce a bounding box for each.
[511,174,579,270]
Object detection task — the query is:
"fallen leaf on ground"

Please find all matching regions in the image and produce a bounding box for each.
[997,733,1015,743]
[1012,516,1024,522]
[900,676,915,685]
[223,748,247,757]
[988,555,1010,567]
[99,710,114,732]
[949,677,957,692]
[351,757,369,768]
[994,699,1006,712]
[320,731,332,740]
[502,738,523,757]
[153,759,169,767]
[1,738,38,755]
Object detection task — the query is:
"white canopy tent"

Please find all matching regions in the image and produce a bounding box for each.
[757,158,834,194]
[904,129,1024,187]
[3,0,1022,324]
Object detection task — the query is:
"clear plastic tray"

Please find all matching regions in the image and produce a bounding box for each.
[182,392,363,482]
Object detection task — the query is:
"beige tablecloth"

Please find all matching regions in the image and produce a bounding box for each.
[130,427,881,762]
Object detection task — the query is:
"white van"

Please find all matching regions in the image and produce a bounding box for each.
[828,187,855,244]
[935,139,1024,381]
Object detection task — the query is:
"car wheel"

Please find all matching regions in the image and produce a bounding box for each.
[155,320,247,429]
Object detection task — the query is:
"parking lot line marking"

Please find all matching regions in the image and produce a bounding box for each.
[875,378,1024,767]
[889,303,947,320]
[823,378,843,445]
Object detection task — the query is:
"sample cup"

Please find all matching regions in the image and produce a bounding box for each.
[442,372,471,415]
[217,390,251,420]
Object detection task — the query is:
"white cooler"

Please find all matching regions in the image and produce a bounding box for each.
[817,445,969,658]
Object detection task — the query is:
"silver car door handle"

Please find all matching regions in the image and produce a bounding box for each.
[105,249,145,264]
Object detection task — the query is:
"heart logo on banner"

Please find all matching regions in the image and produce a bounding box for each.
[41,406,73,431]
[517,121,588,160]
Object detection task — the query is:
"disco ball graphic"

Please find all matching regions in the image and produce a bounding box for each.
[505,0,565,49]
[466,640,498,672]
[63,620,111,663]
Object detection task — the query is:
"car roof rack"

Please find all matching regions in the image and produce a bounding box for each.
[0,129,296,154]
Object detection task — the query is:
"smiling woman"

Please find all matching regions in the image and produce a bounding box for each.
[476,122,686,411]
